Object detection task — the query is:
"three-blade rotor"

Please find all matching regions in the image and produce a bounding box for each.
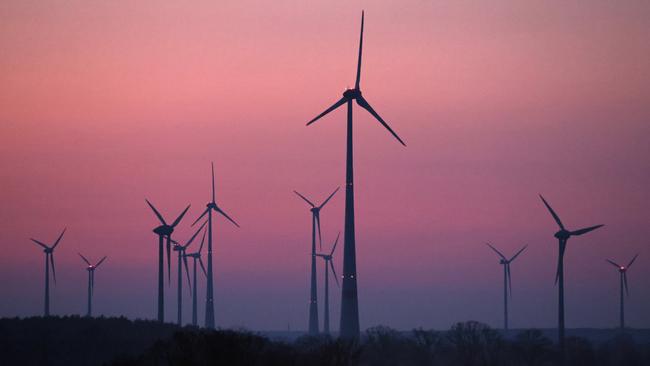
[306,11,406,147]
[294,187,339,250]
[30,228,66,285]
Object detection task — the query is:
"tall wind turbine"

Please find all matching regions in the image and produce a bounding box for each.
[606,254,638,329]
[539,195,603,357]
[185,227,208,326]
[485,243,527,331]
[316,232,340,335]
[294,187,339,335]
[30,228,66,317]
[306,11,406,338]
[78,254,107,317]
[145,199,190,322]
[192,162,239,329]
[172,220,207,326]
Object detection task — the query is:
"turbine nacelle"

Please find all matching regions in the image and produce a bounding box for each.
[153,225,173,236]
[554,229,571,240]
[207,202,218,210]
[343,88,361,99]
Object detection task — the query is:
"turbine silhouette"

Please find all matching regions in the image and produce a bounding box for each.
[486,243,527,331]
[184,227,209,326]
[192,162,239,329]
[172,220,207,326]
[539,194,603,358]
[294,187,339,335]
[30,228,66,317]
[316,232,340,335]
[78,254,107,317]
[145,199,190,322]
[306,10,405,339]
[606,254,638,329]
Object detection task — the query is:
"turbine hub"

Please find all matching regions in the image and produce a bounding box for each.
[343,88,361,99]
[153,225,173,236]
[554,229,570,240]
[207,202,218,210]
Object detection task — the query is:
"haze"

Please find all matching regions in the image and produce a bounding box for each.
[1,1,649,331]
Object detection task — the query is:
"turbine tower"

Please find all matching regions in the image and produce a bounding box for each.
[485,243,527,331]
[294,187,339,335]
[316,232,340,335]
[306,11,406,338]
[78,254,107,317]
[539,195,603,358]
[185,227,208,326]
[606,254,638,329]
[30,228,66,317]
[172,220,207,326]
[145,199,190,322]
[192,162,239,329]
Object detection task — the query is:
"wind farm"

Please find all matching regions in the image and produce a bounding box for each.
[2,2,650,366]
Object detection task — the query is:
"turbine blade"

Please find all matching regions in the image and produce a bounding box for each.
[192,208,210,227]
[316,214,323,251]
[356,96,406,146]
[78,253,91,266]
[198,227,207,253]
[211,162,216,203]
[606,259,622,268]
[306,97,347,126]
[570,224,604,236]
[50,253,57,285]
[485,243,506,260]
[52,228,66,249]
[184,221,208,249]
[145,199,167,225]
[91,271,94,298]
[199,258,207,277]
[538,195,565,230]
[330,260,340,288]
[318,187,340,209]
[624,273,629,296]
[30,239,48,249]
[96,256,107,268]
[330,232,340,256]
[293,190,315,207]
[507,264,512,297]
[555,240,566,285]
[167,236,171,284]
[171,205,191,228]
[627,254,639,268]
[216,207,240,228]
[509,245,528,262]
[183,254,192,295]
[355,10,364,89]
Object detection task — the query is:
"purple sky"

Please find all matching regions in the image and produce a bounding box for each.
[0,1,649,330]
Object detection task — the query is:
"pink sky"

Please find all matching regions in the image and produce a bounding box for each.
[1,1,649,330]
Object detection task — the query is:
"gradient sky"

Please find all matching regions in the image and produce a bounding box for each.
[1,1,649,331]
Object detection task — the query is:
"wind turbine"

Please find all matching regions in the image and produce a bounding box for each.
[606,254,638,329]
[485,243,527,331]
[184,227,209,326]
[294,187,339,335]
[78,254,107,317]
[539,194,603,357]
[306,11,405,339]
[30,228,66,317]
[145,199,190,322]
[172,220,207,326]
[316,232,340,335]
[192,162,239,329]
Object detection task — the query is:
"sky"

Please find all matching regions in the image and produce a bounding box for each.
[1,0,649,331]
